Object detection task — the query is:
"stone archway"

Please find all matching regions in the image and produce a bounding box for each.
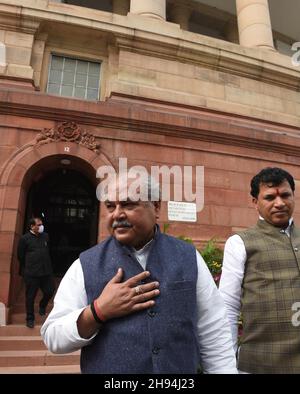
[0,122,114,321]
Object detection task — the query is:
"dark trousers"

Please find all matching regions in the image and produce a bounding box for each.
[24,275,55,321]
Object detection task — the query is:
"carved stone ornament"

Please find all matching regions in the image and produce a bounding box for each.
[35,122,100,153]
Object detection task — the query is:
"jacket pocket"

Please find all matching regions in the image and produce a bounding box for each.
[166,280,195,291]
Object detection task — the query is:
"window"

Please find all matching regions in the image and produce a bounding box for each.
[47,55,101,100]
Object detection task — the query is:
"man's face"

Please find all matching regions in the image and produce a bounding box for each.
[104,179,161,249]
[31,218,43,234]
[253,180,295,227]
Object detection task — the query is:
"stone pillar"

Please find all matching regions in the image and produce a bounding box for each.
[0,15,40,88]
[0,40,6,75]
[0,303,6,326]
[130,0,166,20]
[169,4,192,31]
[236,0,274,50]
[113,0,130,16]
[31,33,48,90]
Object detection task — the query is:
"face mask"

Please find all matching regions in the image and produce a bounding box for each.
[38,225,44,234]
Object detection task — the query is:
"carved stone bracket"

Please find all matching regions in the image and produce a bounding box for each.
[35,121,100,153]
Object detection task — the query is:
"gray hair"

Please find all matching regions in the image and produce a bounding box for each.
[118,172,161,202]
[144,174,161,202]
[97,171,161,203]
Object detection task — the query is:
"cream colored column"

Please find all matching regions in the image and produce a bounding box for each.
[32,33,48,89]
[0,31,6,75]
[169,4,192,30]
[236,0,274,50]
[113,0,130,16]
[130,0,166,20]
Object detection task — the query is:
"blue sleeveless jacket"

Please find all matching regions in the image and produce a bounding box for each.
[80,226,199,374]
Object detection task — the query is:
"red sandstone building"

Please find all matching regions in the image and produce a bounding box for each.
[0,0,300,329]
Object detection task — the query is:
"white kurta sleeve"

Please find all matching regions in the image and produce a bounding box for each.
[219,235,246,353]
[196,251,238,373]
[41,258,98,354]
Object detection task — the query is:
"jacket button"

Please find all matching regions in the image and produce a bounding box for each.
[152,347,160,355]
[148,310,156,318]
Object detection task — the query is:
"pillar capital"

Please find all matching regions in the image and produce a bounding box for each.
[130,0,166,20]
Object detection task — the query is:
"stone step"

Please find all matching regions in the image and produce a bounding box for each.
[0,336,46,351]
[0,325,42,337]
[0,364,80,374]
[11,303,53,314]
[9,313,48,325]
[0,350,80,367]
[0,323,80,374]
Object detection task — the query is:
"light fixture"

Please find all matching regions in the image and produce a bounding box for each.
[60,159,71,165]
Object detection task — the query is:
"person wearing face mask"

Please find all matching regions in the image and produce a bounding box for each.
[17,217,55,328]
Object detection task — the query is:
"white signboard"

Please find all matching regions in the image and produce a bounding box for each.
[167,201,197,222]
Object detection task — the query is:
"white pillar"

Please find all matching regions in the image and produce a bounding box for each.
[169,4,192,31]
[113,0,130,16]
[130,0,166,20]
[236,0,274,50]
[0,303,6,326]
[0,42,6,67]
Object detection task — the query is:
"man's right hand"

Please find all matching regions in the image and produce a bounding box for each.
[77,268,160,339]
[95,268,160,321]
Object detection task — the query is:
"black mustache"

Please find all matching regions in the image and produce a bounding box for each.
[112,220,133,229]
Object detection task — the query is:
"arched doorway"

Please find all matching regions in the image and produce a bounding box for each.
[0,135,113,316]
[25,168,99,276]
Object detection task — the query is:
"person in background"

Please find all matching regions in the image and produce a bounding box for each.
[17,217,55,328]
[219,167,300,373]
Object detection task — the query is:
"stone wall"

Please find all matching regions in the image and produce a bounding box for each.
[0,0,300,312]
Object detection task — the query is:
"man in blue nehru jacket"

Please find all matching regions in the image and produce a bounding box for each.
[41,173,237,374]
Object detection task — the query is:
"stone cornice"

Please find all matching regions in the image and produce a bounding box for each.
[0,89,300,158]
[114,34,300,91]
[0,4,40,34]
[0,1,299,91]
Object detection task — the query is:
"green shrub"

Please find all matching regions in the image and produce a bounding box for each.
[200,238,223,285]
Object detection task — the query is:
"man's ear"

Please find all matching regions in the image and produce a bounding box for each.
[252,197,258,210]
[153,201,161,218]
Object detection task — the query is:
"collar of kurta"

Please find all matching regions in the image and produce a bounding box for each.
[257,217,294,235]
